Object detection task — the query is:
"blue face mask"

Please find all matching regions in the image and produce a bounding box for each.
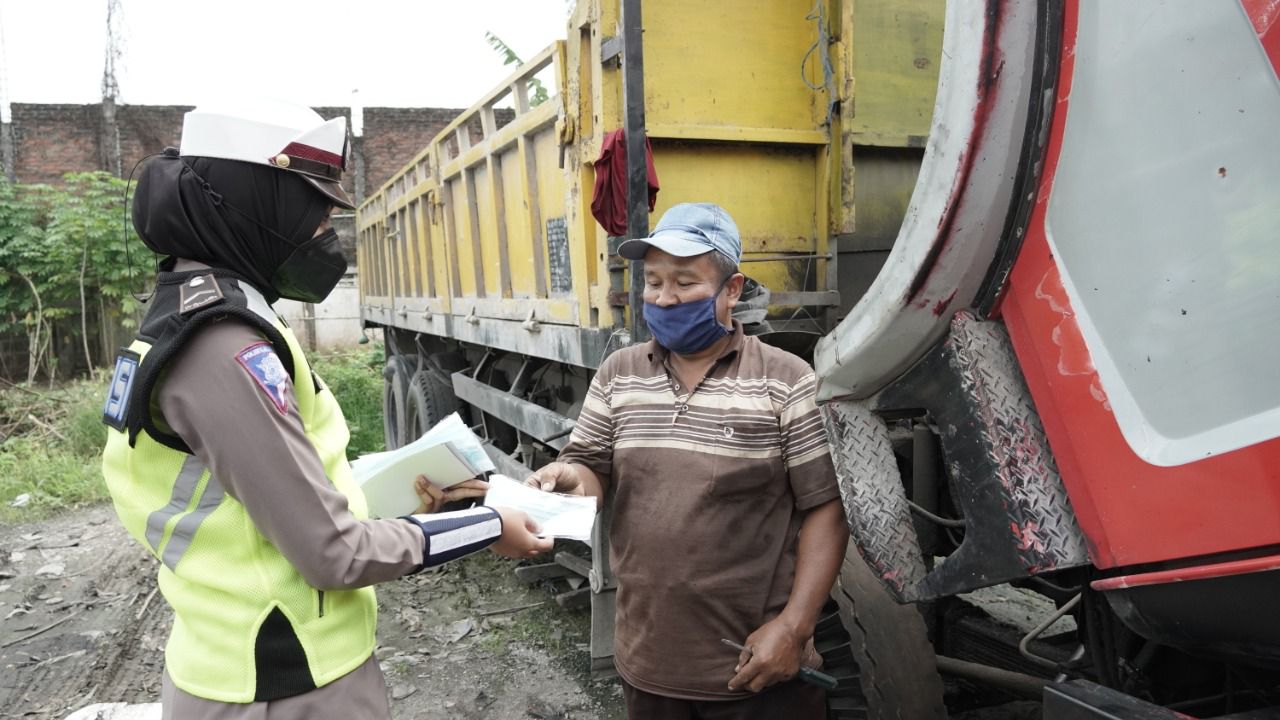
[643,286,731,355]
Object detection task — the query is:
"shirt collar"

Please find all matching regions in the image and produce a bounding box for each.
[646,319,746,366]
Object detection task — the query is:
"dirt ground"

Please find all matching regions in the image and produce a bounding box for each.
[0,503,625,720]
[1,504,1068,720]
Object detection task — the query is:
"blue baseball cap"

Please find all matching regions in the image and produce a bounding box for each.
[617,202,741,265]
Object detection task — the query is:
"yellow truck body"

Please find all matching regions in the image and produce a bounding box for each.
[357,0,943,367]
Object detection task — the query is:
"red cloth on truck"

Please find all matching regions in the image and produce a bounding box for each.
[591,128,660,237]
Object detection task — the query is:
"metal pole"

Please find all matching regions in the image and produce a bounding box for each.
[935,655,1049,699]
[621,0,649,343]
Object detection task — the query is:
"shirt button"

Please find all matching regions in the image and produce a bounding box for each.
[680,404,689,412]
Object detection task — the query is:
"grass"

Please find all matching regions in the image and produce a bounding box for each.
[308,342,386,460]
[463,552,593,661]
[0,341,388,521]
[477,603,586,657]
[0,378,111,522]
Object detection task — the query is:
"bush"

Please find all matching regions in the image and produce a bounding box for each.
[0,344,387,521]
[308,343,386,461]
[0,380,109,521]
[0,173,145,383]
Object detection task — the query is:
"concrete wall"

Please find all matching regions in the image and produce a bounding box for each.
[276,278,365,352]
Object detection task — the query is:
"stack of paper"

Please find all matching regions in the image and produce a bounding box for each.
[351,413,495,518]
[484,474,597,544]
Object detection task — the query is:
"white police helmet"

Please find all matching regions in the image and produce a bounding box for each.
[178,98,355,209]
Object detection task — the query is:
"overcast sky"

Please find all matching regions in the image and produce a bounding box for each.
[0,0,569,119]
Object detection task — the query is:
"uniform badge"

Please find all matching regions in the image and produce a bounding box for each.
[103,349,140,430]
[235,342,292,414]
[180,274,225,315]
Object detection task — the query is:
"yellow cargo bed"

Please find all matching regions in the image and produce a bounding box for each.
[356,0,946,683]
[357,0,942,369]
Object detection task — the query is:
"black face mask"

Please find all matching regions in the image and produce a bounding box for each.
[132,154,334,303]
[271,227,346,302]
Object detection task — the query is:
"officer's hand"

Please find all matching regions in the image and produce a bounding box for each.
[413,475,445,514]
[524,462,582,495]
[726,617,807,693]
[442,478,488,505]
[414,476,490,513]
[490,507,554,559]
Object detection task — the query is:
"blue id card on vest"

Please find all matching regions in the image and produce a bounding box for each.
[103,349,140,430]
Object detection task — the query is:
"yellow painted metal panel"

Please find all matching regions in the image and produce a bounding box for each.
[651,143,821,256]
[453,298,578,326]
[472,162,503,298]
[355,0,943,344]
[846,0,944,142]
[647,124,829,145]
[499,147,537,298]
[409,200,428,298]
[428,193,455,314]
[399,209,413,300]
[532,129,580,294]
[446,181,477,297]
[642,0,827,134]
[515,134,550,300]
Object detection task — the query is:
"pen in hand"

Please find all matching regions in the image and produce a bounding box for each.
[720,637,839,691]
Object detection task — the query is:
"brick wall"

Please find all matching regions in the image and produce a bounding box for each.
[10,104,112,185]
[4,102,491,204]
[359,106,460,192]
[114,103,190,176]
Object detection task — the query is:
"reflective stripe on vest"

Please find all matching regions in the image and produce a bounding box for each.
[101,276,376,703]
[161,473,225,571]
[238,280,276,326]
[144,453,204,555]
[134,280,269,569]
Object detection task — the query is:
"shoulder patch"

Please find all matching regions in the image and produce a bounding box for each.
[179,273,225,315]
[103,348,140,430]
[235,342,293,414]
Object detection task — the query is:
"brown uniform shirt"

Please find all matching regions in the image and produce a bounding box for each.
[558,322,840,700]
[155,268,424,717]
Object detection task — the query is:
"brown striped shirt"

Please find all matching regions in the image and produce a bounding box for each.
[559,321,839,700]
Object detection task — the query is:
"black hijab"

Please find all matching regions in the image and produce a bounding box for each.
[131,153,331,302]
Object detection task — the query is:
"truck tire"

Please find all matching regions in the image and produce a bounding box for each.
[816,597,871,719]
[827,544,947,720]
[404,360,461,443]
[381,354,414,451]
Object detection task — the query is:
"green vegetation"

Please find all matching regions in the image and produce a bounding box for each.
[0,172,145,383]
[306,342,387,461]
[0,342,388,520]
[0,379,110,522]
[477,602,586,659]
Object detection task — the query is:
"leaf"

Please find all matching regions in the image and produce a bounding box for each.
[0,173,145,380]
[484,31,523,68]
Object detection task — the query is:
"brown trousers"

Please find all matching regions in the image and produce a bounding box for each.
[622,677,826,720]
[161,654,390,720]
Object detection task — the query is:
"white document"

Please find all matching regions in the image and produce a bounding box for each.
[351,412,496,519]
[483,474,597,544]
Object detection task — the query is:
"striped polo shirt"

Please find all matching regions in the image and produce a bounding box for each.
[559,321,840,700]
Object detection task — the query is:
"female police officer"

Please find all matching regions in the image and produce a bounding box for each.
[100,99,551,719]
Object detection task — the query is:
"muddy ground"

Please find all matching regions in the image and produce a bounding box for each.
[1,504,1057,719]
[0,503,624,720]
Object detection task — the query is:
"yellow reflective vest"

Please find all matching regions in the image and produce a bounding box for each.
[101,271,375,703]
